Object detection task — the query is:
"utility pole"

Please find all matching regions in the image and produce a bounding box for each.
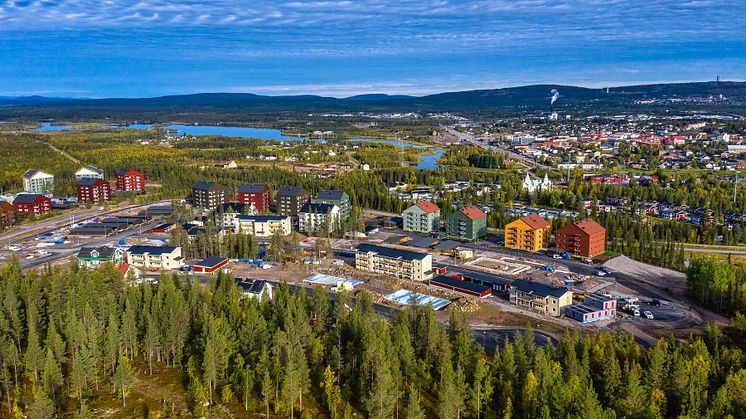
[734,172,739,203]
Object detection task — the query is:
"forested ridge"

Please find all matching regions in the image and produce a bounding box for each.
[0,259,743,418]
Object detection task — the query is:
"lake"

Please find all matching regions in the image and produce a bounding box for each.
[348,138,444,170]
[33,122,73,131]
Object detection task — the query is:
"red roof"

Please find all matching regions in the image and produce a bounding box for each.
[460,206,486,221]
[573,218,605,236]
[416,200,440,214]
[521,213,550,230]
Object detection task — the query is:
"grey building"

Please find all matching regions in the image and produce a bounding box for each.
[192,180,232,210]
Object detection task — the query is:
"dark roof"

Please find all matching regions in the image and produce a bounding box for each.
[78,246,119,259]
[277,186,308,197]
[431,275,491,294]
[356,243,428,261]
[455,270,511,286]
[383,235,407,244]
[511,279,570,298]
[239,183,268,193]
[77,178,107,187]
[433,240,461,250]
[117,168,143,176]
[193,180,227,191]
[79,165,104,175]
[236,279,268,294]
[12,194,46,204]
[408,236,439,248]
[237,215,288,222]
[145,205,172,215]
[194,256,228,268]
[300,202,336,214]
[316,189,348,201]
[127,246,178,255]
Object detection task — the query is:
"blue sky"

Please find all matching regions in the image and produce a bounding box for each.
[0,0,745,97]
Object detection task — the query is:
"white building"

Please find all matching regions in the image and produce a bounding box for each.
[75,165,105,181]
[299,203,341,233]
[126,246,184,271]
[522,173,553,193]
[235,215,291,237]
[22,170,54,195]
[236,279,273,300]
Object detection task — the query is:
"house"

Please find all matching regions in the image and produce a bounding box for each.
[76,178,111,204]
[445,206,487,241]
[402,200,441,233]
[236,278,273,300]
[565,293,617,323]
[75,165,104,181]
[355,243,433,282]
[276,186,311,217]
[504,213,551,252]
[126,246,184,271]
[193,256,229,273]
[22,170,54,195]
[77,246,125,268]
[313,189,351,219]
[192,180,232,210]
[556,218,606,258]
[509,279,572,317]
[299,202,341,233]
[0,201,17,229]
[116,169,145,192]
[114,263,142,280]
[234,215,292,237]
[13,194,52,216]
[238,183,270,212]
[522,173,553,193]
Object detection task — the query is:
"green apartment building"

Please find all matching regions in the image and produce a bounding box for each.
[313,190,351,220]
[402,200,441,233]
[446,206,487,241]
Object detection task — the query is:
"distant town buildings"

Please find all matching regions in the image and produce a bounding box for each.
[22,170,54,195]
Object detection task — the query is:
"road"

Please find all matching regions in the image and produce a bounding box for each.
[440,125,551,170]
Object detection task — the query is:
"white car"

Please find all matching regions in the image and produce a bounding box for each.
[552,254,562,259]
[8,245,21,251]
[644,311,654,320]
[596,270,607,277]
[633,309,640,317]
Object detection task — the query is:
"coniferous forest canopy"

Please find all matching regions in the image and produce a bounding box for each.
[0,259,744,418]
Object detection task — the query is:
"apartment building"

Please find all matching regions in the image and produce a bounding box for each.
[126,246,184,271]
[313,189,351,219]
[556,218,606,258]
[504,213,551,252]
[445,206,487,241]
[76,178,112,203]
[238,183,270,212]
[298,202,340,233]
[402,200,440,233]
[276,186,311,217]
[509,279,572,317]
[192,180,232,210]
[22,170,54,195]
[234,215,292,237]
[355,243,433,282]
[75,165,105,181]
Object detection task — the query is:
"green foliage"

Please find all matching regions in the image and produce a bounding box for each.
[688,257,746,314]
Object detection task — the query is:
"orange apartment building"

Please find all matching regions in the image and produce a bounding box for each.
[555,218,606,258]
[504,213,551,252]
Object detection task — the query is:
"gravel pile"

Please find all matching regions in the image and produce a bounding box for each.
[604,255,685,281]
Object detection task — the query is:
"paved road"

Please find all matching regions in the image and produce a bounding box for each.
[440,125,551,171]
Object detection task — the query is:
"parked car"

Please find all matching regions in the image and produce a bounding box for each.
[596,270,607,276]
[650,299,661,306]
[8,245,21,251]
[633,309,641,317]
[644,311,654,319]
[553,254,562,259]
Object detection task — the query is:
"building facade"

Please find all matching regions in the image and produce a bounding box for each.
[75,165,105,181]
[192,180,232,210]
[556,218,606,258]
[276,186,311,217]
[22,170,54,195]
[234,215,292,237]
[509,279,573,317]
[445,206,487,241]
[565,293,617,323]
[76,178,112,204]
[299,202,341,233]
[126,246,184,271]
[77,246,125,268]
[116,169,145,192]
[402,200,441,233]
[238,183,270,212]
[504,213,551,252]
[522,173,553,193]
[355,243,433,282]
[0,201,17,229]
[313,190,351,219]
[13,194,52,216]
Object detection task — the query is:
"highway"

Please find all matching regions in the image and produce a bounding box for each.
[440,125,551,170]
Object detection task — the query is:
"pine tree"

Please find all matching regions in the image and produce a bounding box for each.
[112,355,134,407]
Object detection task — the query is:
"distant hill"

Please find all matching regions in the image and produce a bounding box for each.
[2,81,745,114]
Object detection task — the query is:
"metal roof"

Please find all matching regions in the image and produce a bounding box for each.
[356,243,428,261]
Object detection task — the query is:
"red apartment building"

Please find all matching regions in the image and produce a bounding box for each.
[237,183,270,212]
[13,194,52,216]
[116,169,145,192]
[76,178,112,204]
[555,218,607,258]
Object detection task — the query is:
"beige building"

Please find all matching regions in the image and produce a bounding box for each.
[126,246,184,271]
[355,244,432,282]
[509,279,572,317]
[235,215,291,237]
